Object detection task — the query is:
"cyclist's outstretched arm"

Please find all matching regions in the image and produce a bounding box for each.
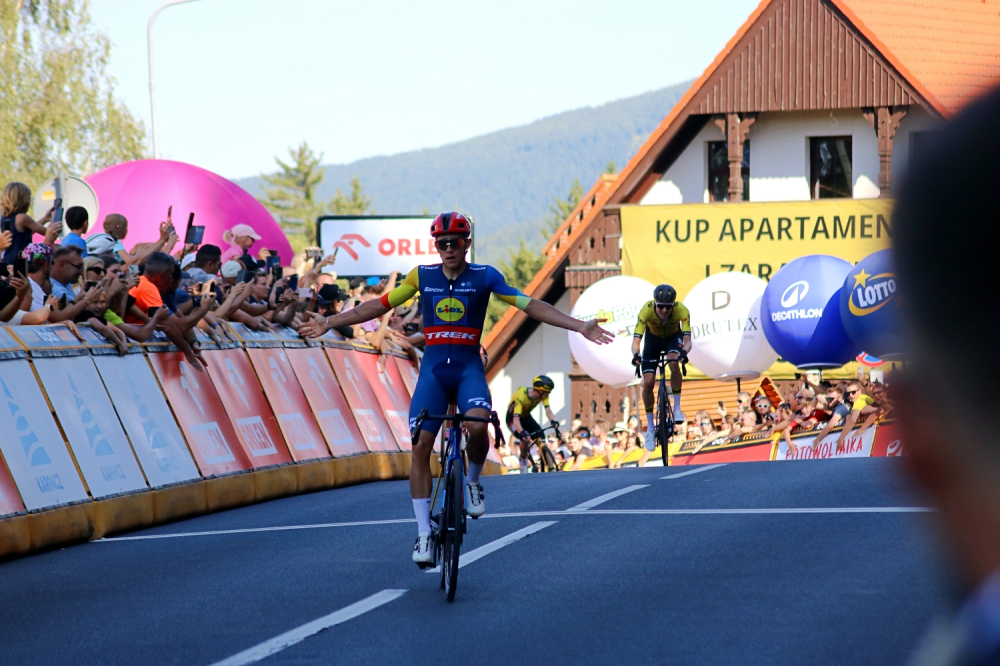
[299,298,390,337]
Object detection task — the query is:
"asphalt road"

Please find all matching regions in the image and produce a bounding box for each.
[0,459,948,665]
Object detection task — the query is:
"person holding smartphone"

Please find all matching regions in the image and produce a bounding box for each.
[1,182,61,263]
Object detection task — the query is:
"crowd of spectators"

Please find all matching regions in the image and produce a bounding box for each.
[0,181,426,373]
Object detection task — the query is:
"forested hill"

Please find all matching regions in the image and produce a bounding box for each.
[237,80,691,263]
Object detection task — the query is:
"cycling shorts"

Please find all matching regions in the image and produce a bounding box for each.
[505,404,540,439]
[641,330,685,374]
[408,359,492,437]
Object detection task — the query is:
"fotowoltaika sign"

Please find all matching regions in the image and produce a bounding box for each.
[317,216,438,277]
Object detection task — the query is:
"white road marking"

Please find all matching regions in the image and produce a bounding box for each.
[661,464,728,479]
[209,589,406,666]
[426,521,556,573]
[565,484,648,512]
[97,507,933,543]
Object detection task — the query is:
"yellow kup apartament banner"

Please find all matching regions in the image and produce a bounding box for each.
[621,199,893,300]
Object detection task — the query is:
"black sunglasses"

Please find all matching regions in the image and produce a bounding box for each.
[89,266,105,274]
[435,238,467,251]
[654,302,674,309]
[848,389,860,395]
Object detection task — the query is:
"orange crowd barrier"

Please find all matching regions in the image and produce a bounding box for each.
[324,342,399,453]
[353,346,413,451]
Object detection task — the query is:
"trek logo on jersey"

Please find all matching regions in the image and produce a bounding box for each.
[424,326,480,346]
[848,269,896,316]
[434,296,467,323]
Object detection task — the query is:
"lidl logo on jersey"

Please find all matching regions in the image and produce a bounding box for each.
[848,269,896,316]
[434,297,467,324]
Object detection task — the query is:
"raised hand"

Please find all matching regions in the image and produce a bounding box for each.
[580,318,613,345]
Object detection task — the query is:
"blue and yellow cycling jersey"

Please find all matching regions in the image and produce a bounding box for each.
[380,263,531,435]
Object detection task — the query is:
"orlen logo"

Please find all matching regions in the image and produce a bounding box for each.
[331,234,370,261]
[780,281,809,308]
[848,269,896,316]
[435,298,466,322]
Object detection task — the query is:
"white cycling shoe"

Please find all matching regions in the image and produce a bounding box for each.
[465,482,485,519]
[412,535,434,567]
[673,407,686,423]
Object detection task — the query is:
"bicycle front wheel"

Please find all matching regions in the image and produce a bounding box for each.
[442,462,463,601]
[657,380,672,466]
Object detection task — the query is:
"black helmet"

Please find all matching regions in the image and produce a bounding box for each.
[532,375,555,392]
[653,284,676,305]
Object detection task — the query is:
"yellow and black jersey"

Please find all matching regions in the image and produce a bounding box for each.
[633,300,691,338]
[507,386,549,416]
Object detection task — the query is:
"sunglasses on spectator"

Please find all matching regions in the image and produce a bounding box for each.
[89,267,106,275]
[64,260,83,270]
[848,389,860,395]
[435,238,468,251]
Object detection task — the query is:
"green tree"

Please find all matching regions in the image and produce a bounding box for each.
[484,238,547,334]
[541,179,583,239]
[329,176,373,215]
[605,160,617,174]
[258,141,325,241]
[0,0,146,187]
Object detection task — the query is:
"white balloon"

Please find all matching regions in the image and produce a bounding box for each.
[568,275,655,387]
[685,272,778,381]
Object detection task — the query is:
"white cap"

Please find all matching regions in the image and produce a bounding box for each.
[220,260,242,278]
[180,253,196,269]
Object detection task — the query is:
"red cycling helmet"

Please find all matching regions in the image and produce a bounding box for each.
[430,212,472,238]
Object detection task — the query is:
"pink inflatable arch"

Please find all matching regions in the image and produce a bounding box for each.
[86,159,293,265]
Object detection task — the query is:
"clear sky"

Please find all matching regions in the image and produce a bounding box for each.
[89,0,761,180]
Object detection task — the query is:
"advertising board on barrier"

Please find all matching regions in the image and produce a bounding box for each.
[774,427,876,461]
[871,421,904,457]
[0,454,25,517]
[33,357,149,498]
[147,352,252,476]
[324,347,397,452]
[203,349,293,468]
[317,216,437,277]
[353,349,412,451]
[246,348,331,461]
[284,348,369,457]
[93,354,202,487]
[621,199,892,300]
[393,356,418,397]
[0,360,90,510]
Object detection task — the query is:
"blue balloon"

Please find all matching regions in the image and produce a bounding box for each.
[840,249,902,359]
[761,255,859,368]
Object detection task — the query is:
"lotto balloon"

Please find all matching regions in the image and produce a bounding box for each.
[685,273,778,381]
[840,249,902,360]
[761,255,858,368]
[568,276,655,387]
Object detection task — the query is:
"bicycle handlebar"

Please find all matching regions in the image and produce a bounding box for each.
[410,409,506,449]
[634,350,690,378]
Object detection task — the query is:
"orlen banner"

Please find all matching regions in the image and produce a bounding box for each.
[774,426,876,461]
[569,275,655,387]
[33,357,149,499]
[621,198,892,299]
[317,216,437,277]
[0,360,90,510]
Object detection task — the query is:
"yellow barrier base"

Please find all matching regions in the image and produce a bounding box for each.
[205,473,256,513]
[254,465,298,502]
[397,453,412,478]
[295,459,335,492]
[93,492,154,540]
[371,453,396,480]
[0,515,31,559]
[332,454,374,487]
[483,460,506,476]
[152,481,208,525]
[29,502,95,551]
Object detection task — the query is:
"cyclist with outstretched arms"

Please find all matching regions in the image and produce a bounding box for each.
[630,284,692,458]
[300,213,612,566]
[506,375,557,473]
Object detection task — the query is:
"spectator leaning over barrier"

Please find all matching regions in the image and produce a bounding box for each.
[608,421,636,469]
[22,243,54,311]
[1,182,61,264]
[62,206,90,257]
[779,396,828,456]
[753,395,777,426]
[187,244,223,284]
[729,408,763,443]
[811,386,853,453]
[834,382,892,453]
[49,245,84,301]
[87,213,177,267]
[567,436,593,471]
[0,274,36,325]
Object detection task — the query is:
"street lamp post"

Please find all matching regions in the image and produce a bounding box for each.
[147,0,204,159]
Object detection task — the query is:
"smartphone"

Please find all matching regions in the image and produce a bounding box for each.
[287,275,298,291]
[267,249,278,257]
[185,225,205,245]
[12,258,28,277]
[128,264,139,277]
[306,248,322,261]
[271,265,283,280]
[237,269,254,284]
[265,254,280,270]
[83,281,98,292]
[52,197,63,223]
[718,400,725,408]
[332,247,339,259]
[1,217,10,234]
[148,306,159,317]
[58,294,67,309]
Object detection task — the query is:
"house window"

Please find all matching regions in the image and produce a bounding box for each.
[708,141,750,202]
[810,137,852,198]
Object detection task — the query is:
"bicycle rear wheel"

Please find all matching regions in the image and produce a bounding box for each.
[441,462,463,602]
[657,379,672,466]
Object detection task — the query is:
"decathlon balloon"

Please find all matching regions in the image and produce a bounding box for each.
[568,275,655,387]
[761,255,858,368]
[840,249,902,360]
[685,272,778,381]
